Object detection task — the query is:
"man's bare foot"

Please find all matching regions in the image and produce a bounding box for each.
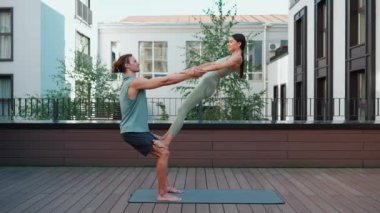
[157,194,182,202]
[167,187,183,194]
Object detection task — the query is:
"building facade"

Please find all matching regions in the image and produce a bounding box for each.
[98,15,288,99]
[0,0,98,100]
[268,0,380,121]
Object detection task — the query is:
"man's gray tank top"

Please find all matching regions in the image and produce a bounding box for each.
[119,75,149,133]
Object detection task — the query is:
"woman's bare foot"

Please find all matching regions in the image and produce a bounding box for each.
[153,140,167,149]
[152,133,163,140]
[162,134,173,146]
[167,186,183,194]
[157,194,182,202]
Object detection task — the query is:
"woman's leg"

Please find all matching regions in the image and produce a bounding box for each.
[163,76,217,145]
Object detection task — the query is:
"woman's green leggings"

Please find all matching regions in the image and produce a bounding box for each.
[168,72,218,137]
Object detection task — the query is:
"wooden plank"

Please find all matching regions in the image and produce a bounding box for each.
[170,142,213,151]
[288,142,362,150]
[18,167,95,213]
[325,169,380,212]
[214,168,238,213]
[279,169,339,213]
[80,168,134,213]
[125,168,156,213]
[42,167,117,212]
[167,167,187,213]
[109,168,150,213]
[306,169,368,212]
[213,142,288,151]
[195,168,209,213]
[260,168,324,212]
[249,169,295,213]
[1,167,71,212]
[206,168,224,213]
[182,168,195,213]
[287,132,364,142]
[288,151,365,159]
[0,167,37,190]
[96,167,143,213]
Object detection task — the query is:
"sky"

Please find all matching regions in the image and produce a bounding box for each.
[94,0,289,23]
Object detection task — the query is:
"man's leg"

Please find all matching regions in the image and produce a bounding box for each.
[151,140,181,201]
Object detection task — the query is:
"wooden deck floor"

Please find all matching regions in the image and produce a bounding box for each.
[0,167,379,213]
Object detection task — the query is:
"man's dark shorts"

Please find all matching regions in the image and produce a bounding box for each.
[121,132,158,156]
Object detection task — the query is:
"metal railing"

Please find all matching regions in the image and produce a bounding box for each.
[0,97,379,122]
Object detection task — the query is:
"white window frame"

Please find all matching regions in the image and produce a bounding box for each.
[139,41,168,78]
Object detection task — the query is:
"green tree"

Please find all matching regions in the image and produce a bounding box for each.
[176,0,266,120]
[43,48,119,120]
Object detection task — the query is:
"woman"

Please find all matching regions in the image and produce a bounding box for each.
[162,33,246,145]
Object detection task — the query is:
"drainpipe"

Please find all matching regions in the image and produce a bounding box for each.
[263,23,272,117]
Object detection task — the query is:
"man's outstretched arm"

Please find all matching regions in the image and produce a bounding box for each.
[131,68,203,90]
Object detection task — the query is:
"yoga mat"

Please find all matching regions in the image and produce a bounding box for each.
[129,189,284,204]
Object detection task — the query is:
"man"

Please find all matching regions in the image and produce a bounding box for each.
[112,53,202,201]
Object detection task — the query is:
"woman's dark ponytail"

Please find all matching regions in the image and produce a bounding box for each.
[231,34,246,79]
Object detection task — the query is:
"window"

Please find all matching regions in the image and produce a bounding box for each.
[80,0,90,8]
[316,77,327,120]
[280,84,286,120]
[295,20,303,66]
[316,0,327,58]
[0,8,13,61]
[246,40,262,81]
[273,85,278,120]
[139,41,168,78]
[76,32,90,55]
[186,41,202,68]
[315,0,333,121]
[0,75,12,120]
[76,0,92,25]
[358,0,366,44]
[349,70,366,121]
[289,0,300,8]
[350,0,366,46]
[111,41,117,63]
[280,40,288,47]
[294,7,307,121]
[346,0,375,121]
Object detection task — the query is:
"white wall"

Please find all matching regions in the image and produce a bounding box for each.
[42,0,99,62]
[99,22,288,99]
[1,0,42,97]
[0,0,99,98]
[332,0,347,120]
[377,0,380,120]
[288,0,315,121]
[267,55,289,120]
[99,24,203,98]
[42,0,99,97]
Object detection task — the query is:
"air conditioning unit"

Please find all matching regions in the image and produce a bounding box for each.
[268,43,280,52]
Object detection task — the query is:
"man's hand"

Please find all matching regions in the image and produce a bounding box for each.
[181,67,206,78]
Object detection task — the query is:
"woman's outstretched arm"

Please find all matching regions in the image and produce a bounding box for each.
[183,54,242,76]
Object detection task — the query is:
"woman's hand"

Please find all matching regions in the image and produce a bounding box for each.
[181,67,205,77]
